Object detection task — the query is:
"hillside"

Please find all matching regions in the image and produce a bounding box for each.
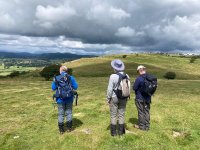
[0,54,200,150]
[64,54,200,80]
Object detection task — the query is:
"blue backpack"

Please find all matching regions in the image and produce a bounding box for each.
[54,73,74,99]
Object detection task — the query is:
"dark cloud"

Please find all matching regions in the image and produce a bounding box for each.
[0,0,200,54]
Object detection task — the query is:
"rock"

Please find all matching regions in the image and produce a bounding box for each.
[13,135,20,139]
[173,131,182,137]
[126,130,137,135]
[81,128,92,134]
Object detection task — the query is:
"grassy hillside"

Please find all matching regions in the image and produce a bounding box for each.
[64,54,200,79]
[0,54,200,150]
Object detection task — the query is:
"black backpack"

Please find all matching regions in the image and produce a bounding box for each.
[141,74,158,96]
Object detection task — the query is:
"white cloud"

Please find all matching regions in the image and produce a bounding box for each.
[109,7,131,19]
[35,4,76,24]
[0,13,15,29]
[87,4,130,23]
[115,26,135,37]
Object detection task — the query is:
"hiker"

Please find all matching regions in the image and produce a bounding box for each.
[133,65,157,131]
[106,59,131,136]
[52,66,78,134]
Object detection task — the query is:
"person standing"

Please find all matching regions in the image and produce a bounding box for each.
[133,65,153,131]
[52,66,78,134]
[107,59,130,136]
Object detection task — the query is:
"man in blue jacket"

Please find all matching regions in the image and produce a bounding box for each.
[133,65,151,131]
[52,66,78,134]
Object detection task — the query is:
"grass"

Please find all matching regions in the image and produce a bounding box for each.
[0,54,200,149]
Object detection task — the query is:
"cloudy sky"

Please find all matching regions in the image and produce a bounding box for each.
[0,0,200,55]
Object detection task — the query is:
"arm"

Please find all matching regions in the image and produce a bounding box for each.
[52,81,57,91]
[133,77,140,91]
[51,77,57,91]
[107,75,114,102]
[70,76,78,90]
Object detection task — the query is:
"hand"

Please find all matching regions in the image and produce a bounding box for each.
[107,98,111,105]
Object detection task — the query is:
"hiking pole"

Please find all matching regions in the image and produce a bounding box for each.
[75,93,78,106]
[52,95,57,109]
[73,91,78,106]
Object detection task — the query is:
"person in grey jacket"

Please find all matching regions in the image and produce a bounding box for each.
[106,59,130,136]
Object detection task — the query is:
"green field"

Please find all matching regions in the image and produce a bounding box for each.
[0,54,200,150]
[0,65,36,76]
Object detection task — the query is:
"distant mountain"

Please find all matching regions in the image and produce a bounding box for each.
[0,52,95,60]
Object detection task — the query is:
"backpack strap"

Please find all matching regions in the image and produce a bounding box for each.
[116,72,127,87]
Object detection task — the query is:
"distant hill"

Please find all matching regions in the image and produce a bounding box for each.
[64,54,200,80]
[0,52,95,60]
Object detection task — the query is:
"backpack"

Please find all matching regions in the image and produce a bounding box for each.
[142,74,158,96]
[114,73,131,99]
[54,73,74,99]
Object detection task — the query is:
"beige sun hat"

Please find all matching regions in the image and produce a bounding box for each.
[137,65,146,71]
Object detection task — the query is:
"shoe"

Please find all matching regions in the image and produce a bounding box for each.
[66,121,73,132]
[58,123,65,134]
[110,124,117,136]
[118,124,125,136]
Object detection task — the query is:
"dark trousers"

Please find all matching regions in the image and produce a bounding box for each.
[135,100,150,130]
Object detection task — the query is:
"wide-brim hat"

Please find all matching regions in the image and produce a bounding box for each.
[111,59,125,71]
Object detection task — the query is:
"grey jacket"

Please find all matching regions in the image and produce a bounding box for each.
[106,72,130,102]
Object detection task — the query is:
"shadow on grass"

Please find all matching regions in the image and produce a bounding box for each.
[129,118,138,125]
[73,118,83,129]
[106,123,130,130]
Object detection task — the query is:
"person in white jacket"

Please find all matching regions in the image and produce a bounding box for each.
[107,59,130,136]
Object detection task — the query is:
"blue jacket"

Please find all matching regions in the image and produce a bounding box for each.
[133,74,151,103]
[52,72,78,104]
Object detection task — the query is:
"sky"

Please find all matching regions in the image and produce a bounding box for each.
[0,0,200,55]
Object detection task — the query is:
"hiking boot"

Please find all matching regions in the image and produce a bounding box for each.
[118,124,125,136]
[58,123,65,134]
[66,121,73,132]
[110,124,117,136]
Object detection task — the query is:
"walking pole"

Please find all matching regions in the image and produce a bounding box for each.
[52,95,57,109]
[75,93,78,106]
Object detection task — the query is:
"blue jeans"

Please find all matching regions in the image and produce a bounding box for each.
[58,103,73,123]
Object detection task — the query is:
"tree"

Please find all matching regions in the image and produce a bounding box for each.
[190,57,197,63]
[122,55,127,58]
[67,68,73,75]
[164,71,176,80]
[9,71,20,78]
[40,64,61,80]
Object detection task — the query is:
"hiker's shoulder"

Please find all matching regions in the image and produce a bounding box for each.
[110,73,119,78]
[125,73,130,78]
[69,75,76,80]
[135,75,143,81]
[54,74,62,80]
